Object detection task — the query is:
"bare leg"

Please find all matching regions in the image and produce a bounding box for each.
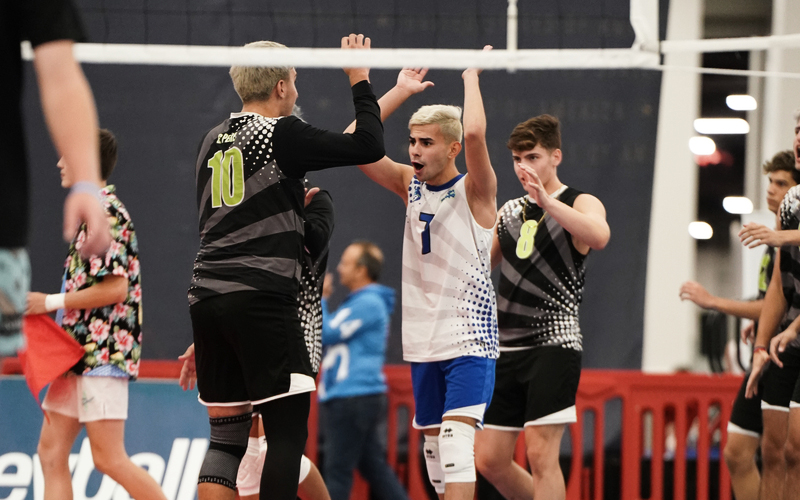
[84,419,168,500]
[299,461,331,500]
[474,428,533,500]
[723,432,760,500]
[199,404,252,500]
[783,407,800,500]
[38,411,82,500]
[524,424,566,500]
[762,409,790,500]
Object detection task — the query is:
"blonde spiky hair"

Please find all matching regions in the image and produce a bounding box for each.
[408,105,463,143]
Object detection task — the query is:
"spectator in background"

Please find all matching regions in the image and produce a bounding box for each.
[26,129,166,500]
[1,0,110,358]
[680,149,799,500]
[318,241,408,500]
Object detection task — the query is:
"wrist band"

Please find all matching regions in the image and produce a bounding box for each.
[754,345,768,354]
[44,293,66,312]
[69,181,102,201]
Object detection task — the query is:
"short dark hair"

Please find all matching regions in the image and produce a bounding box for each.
[507,114,561,152]
[99,129,118,181]
[352,240,384,282]
[763,150,800,184]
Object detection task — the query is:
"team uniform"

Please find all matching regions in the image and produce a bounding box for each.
[0,0,84,355]
[727,247,773,437]
[188,80,383,408]
[484,186,587,430]
[402,174,498,428]
[761,185,800,413]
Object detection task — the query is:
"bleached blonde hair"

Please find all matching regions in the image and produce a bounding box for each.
[229,41,290,103]
[409,105,463,143]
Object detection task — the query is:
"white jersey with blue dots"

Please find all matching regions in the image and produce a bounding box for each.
[401,174,499,362]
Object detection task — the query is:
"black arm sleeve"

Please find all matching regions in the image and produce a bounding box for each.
[304,190,335,262]
[272,80,385,178]
[21,0,85,47]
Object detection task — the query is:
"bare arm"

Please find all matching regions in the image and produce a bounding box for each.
[678,281,763,319]
[26,275,128,314]
[491,226,502,269]
[462,56,497,230]
[740,224,800,248]
[345,69,433,203]
[33,41,110,256]
[746,252,786,397]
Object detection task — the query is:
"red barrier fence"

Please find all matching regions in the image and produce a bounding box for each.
[1,360,743,500]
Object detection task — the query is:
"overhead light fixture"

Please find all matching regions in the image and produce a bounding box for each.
[723,196,754,215]
[689,136,716,155]
[693,118,750,135]
[688,221,713,240]
[726,94,757,111]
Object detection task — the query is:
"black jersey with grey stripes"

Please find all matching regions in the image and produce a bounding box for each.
[188,81,383,305]
[496,187,588,351]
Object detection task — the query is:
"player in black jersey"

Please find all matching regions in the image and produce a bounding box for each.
[680,150,798,500]
[475,115,609,500]
[187,34,384,500]
[744,110,800,500]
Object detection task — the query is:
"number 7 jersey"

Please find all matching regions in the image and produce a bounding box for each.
[401,174,498,362]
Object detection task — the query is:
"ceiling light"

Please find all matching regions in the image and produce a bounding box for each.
[689,136,716,155]
[688,221,713,240]
[693,118,750,135]
[726,94,757,111]
[723,196,753,215]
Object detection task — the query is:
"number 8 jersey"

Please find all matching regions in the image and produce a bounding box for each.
[401,174,499,362]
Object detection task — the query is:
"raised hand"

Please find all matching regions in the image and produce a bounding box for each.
[679,281,715,309]
[518,164,548,207]
[341,33,372,85]
[396,68,434,95]
[462,45,492,79]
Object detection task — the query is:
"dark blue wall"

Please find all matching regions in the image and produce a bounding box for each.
[23,0,661,368]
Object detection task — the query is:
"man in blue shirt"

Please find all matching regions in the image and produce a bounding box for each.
[319,241,407,500]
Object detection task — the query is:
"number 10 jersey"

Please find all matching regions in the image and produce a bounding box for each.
[401,174,498,362]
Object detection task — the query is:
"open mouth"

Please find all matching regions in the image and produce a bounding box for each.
[412,161,425,173]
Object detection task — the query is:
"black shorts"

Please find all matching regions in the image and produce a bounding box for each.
[190,291,314,406]
[484,346,581,430]
[760,346,800,412]
[728,374,762,437]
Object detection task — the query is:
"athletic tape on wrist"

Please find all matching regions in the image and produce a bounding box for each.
[45,293,66,312]
[69,181,102,201]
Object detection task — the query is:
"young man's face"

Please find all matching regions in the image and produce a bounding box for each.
[511,144,561,189]
[57,157,72,188]
[794,117,800,170]
[766,170,797,214]
[408,124,458,184]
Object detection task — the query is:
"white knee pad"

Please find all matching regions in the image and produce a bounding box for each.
[298,455,312,483]
[236,436,266,496]
[423,434,446,494]
[438,420,476,484]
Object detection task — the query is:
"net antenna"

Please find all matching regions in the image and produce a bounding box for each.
[17,0,800,78]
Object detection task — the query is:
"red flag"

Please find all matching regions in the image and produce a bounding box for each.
[19,314,84,406]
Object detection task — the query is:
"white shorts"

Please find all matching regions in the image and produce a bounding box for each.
[42,374,129,422]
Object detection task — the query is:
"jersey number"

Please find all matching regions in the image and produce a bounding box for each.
[420,213,434,254]
[207,147,245,208]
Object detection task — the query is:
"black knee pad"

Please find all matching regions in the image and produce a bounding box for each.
[198,412,253,490]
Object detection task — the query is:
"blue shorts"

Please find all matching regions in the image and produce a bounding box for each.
[410,356,495,429]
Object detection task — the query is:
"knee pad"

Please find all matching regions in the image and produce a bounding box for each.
[198,412,253,490]
[438,420,476,484]
[298,455,312,483]
[236,436,266,496]
[423,434,446,494]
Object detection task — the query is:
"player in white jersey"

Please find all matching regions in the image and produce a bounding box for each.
[348,52,498,500]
